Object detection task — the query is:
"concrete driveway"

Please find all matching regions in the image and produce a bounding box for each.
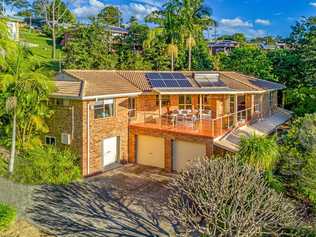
[28,165,178,237]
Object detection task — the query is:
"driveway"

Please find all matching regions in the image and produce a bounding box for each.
[27,165,179,237]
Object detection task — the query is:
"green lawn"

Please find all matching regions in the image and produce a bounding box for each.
[19,27,64,72]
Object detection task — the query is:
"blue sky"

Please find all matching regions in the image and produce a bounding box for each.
[28,0,316,38]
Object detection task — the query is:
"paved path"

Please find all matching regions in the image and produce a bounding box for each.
[26,165,178,237]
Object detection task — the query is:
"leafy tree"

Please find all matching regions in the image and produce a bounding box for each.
[117,50,151,70]
[238,134,279,172]
[64,24,118,69]
[220,46,276,80]
[218,33,246,43]
[97,6,122,26]
[3,0,29,12]
[33,0,76,59]
[168,157,299,236]
[277,114,316,207]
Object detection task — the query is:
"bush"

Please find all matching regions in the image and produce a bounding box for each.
[0,203,16,231]
[0,155,8,177]
[276,113,316,208]
[238,134,279,171]
[12,146,81,185]
[168,157,300,236]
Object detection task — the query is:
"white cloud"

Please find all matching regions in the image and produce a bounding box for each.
[73,0,105,18]
[310,2,316,7]
[219,17,253,28]
[215,17,266,38]
[119,3,159,21]
[255,19,271,26]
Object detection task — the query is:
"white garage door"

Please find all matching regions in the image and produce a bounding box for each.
[102,136,118,167]
[137,135,165,168]
[173,140,206,171]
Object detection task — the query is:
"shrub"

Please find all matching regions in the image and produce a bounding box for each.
[12,146,81,185]
[0,203,16,231]
[0,155,8,177]
[238,134,279,171]
[168,157,300,236]
[276,114,316,208]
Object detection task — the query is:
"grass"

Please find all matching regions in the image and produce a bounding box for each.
[19,27,64,72]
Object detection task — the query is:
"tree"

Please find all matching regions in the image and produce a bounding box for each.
[220,46,276,80]
[3,0,29,12]
[64,24,117,69]
[97,6,122,26]
[218,33,246,43]
[168,157,299,236]
[33,0,76,59]
[5,96,16,174]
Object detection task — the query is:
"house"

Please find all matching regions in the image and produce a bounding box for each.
[3,16,25,41]
[208,40,239,55]
[48,70,291,176]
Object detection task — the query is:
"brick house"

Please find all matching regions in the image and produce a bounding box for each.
[47,70,291,176]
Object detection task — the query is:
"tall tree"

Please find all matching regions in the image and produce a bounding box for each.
[32,0,76,59]
[3,0,29,13]
[97,6,122,26]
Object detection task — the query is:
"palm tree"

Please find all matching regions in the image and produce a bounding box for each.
[177,0,214,70]
[186,34,196,71]
[5,96,16,174]
[167,42,178,71]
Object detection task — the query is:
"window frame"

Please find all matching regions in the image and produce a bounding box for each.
[94,99,115,119]
[179,95,192,110]
[45,136,56,145]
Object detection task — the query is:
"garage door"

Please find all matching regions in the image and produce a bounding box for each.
[102,136,118,167]
[137,135,165,168]
[173,140,206,171]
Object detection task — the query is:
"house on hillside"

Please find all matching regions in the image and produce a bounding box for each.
[47,70,292,176]
[208,40,239,55]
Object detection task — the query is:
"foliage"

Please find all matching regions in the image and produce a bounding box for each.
[168,157,300,236]
[3,0,29,12]
[97,6,122,26]
[64,24,118,69]
[0,155,8,177]
[0,203,16,231]
[12,146,81,185]
[220,46,276,80]
[238,134,279,171]
[276,114,316,207]
[286,88,316,116]
[218,33,246,43]
[0,45,54,149]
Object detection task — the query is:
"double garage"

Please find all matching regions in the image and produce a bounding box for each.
[134,134,212,172]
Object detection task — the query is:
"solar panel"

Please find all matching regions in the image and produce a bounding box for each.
[150,80,165,87]
[146,72,192,88]
[177,80,192,87]
[160,72,174,79]
[173,73,187,80]
[196,79,226,87]
[146,73,161,80]
[164,80,179,87]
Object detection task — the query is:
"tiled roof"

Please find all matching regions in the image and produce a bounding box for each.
[52,81,82,97]
[63,70,142,97]
[53,70,286,98]
[117,71,152,91]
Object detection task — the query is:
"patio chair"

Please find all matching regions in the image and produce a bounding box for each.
[200,110,212,120]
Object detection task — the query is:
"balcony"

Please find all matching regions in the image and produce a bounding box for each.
[130,105,261,138]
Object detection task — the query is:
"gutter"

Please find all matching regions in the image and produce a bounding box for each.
[50,92,142,100]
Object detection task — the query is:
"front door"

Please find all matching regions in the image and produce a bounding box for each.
[102,136,118,167]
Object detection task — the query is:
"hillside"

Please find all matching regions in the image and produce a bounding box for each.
[19,28,64,72]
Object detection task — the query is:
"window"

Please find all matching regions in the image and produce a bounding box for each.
[128,97,136,118]
[156,95,170,106]
[179,95,192,110]
[48,98,69,106]
[45,136,56,145]
[197,95,212,110]
[94,99,115,119]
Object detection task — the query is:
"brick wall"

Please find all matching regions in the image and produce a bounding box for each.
[46,97,130,176]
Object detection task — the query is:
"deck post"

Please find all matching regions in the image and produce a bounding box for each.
[234,94,238,127]
[199,95,202,118]
[159,94,162,116]
[251,94,255,118]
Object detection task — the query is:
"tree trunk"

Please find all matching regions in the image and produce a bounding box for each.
[171,52,174,71]
[8,109,16,174]
[51,0,56,59]
[189,45,192,71]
